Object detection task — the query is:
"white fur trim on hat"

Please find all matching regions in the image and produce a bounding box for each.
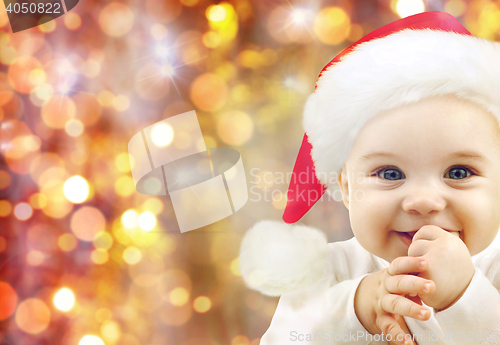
[303,28,500,195]
[239,220,329,296]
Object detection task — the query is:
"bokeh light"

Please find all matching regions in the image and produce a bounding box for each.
[53,287,75,312]
[217,110,254,145]
[63,175,90,203]
[101,320,121,343]
[15,298,51,334]
[151,123,174,147]
[58,233,78,252]
[121,209,139,229]
[14,202,33,221]
[396,0,425,18]
[0,200,12,217]
[138,211,156,231]
[193,296,211,313]
[79,335,105,345]
[0,282,18,320]
[99,3,134,37]
[314,7,351,45]
[123,246,142,265]
[71,207,106,241]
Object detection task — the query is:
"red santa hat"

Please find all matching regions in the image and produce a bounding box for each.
[240,11,500,296]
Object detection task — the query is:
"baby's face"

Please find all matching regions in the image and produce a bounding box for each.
[338,95,500,262]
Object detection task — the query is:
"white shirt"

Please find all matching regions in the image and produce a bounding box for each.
[261,237,500,345]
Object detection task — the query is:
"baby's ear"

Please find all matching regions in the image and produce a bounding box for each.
[337,166,350,210]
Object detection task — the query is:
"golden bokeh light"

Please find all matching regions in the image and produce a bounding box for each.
[217,110,254,145]
[8,56,43,94]
[123,246,142,265]
[99,3,134,37]
[41,95,76,129]
[169,287,189,306]
[64,12,82,30]
[314,7,351,45]
[142,198,164,215]
[15,298,51,334]
[112,95,130,112]
[230,258,241,276]
[79,335,105,345]
[58,233,78,252]
[193,296,211,313]
[65,119,84,137]
[272,191,287,210]
[64,176,90,203]
[93,231,113,250]
[151,123,174,147]
[138,211,156,231]
[71,207,106,241]
[101,320,121,344]
[38,16,56,33]
[395,0,425,18]
[0,200,12,217]
[115,152,132,173]
[202,31,222,48]
[207,5,228,22]
[53,287,76,312]
[91,249,109,265]
[97,90,114,107]
[190,73,228,112]
[95,308,113,323]
[41,179,74,219]
[114,175,135,197]
[121,209,138,229]
[29,192,47,209]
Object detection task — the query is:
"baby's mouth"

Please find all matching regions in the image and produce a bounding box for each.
[397,231,417,247]
[406,231,418,239]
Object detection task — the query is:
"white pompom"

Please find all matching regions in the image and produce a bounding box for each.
[239,220,329,296]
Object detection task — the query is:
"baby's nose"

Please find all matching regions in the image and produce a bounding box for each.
[401,188,446,214]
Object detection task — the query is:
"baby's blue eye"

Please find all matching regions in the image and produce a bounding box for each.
[375,168,404,180]
[447,167,470,179]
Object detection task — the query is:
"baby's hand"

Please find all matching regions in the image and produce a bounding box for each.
[354,257,435,345]
[408,225,475,310]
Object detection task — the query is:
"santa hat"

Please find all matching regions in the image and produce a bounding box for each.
[240,11,500,296]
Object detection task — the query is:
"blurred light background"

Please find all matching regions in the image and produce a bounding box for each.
[0,0,489,344]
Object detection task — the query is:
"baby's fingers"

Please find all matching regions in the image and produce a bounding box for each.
[382,294,431,321]
[388,256,427,275]
[385,274,435,295]
[377,314,415,345]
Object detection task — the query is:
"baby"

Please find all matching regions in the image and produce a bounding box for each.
[240,12,500,345]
